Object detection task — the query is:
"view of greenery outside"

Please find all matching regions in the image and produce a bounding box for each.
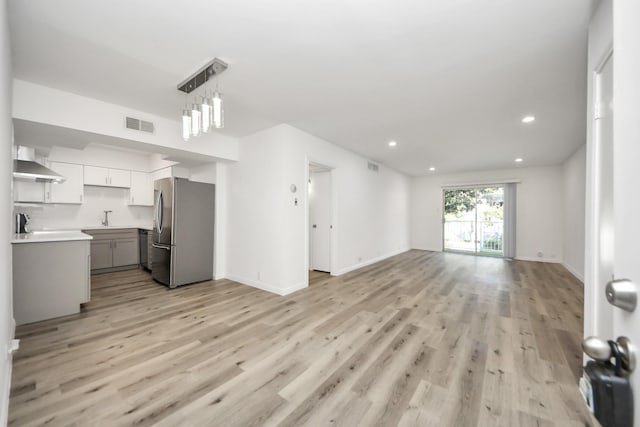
[443,187,504,256]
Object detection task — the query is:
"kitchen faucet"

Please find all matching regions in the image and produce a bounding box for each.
[102,210,113,227]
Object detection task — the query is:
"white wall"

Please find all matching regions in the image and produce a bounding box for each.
[563,145,586,281]
[13,79,239,162]
[17,186,153,230]
[47,145,157,171]
[0,0,13,423]
[226,124,411,295]
[411,166,565,262]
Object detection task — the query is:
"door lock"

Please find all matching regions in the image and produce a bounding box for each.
[583,336,636,374]
[606,279,637,312]
[581,336,635,426]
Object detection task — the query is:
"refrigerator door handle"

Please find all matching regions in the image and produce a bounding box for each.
[152,243,171,250]
[153,191,160,232]
[158,191,164,235]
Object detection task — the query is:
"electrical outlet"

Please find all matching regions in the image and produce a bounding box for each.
[537,251,543,258]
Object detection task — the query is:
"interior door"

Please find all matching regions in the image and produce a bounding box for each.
[610,0,640,418]
[586,0,640,419]
[310,171,331,272]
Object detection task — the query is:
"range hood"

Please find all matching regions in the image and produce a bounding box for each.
[13,146,66,183]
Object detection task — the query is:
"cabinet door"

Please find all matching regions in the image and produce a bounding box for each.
[90,240,112,270]
[108,169,131,188]
[84,165,109,186]
[129,171,153,206]
[112,238,139,267]
[48,162,84,204]
[14,180,45,202]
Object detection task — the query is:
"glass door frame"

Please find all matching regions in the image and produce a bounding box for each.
[441,185,505,258]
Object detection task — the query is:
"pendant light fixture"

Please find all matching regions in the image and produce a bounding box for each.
[201,94,211,133]
[182,109,191,141]
[177,58,228,140]
[212,88,224,129]
[191,103,201,137]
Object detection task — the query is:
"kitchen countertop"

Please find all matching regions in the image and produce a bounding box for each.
[31,225,154,232]
[81,225,153,231]
[12,230,93,244]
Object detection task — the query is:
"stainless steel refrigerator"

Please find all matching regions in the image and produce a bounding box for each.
[152,177,215,288]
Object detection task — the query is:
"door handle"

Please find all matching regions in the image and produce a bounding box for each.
[312,224,317,228]
[152,243,170,251]
[583,336,636,374]
[606,279,637,312]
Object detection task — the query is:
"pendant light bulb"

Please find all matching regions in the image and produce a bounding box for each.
[182,109,191,141]
[212,91,224,129]
[191,103,201,136]
[201,97,211,133]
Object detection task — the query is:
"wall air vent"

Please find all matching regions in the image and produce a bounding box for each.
[367,161,379,172]
[125,117,155,134]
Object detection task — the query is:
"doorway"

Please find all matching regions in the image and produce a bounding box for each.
[443,186,505,256]
[586,49,614,339]
[308,163,332,274]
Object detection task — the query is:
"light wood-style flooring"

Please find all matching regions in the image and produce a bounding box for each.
[9,250,592,426]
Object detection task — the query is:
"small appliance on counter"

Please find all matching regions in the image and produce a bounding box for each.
[15,213,30,234]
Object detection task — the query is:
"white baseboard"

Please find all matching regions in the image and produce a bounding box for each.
[333,248,410,276]
[561,262,584,283]
[224,274,307,296]
[514,256,561,263]
[214,273,226,280]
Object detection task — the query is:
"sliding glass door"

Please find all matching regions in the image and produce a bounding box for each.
[443,186,504,256]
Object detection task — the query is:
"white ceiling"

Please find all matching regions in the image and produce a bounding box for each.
[8,0,591,175]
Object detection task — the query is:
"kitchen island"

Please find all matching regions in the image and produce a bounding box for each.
[12,230,92,325]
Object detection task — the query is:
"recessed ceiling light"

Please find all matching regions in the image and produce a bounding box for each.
[521,116,535,123]
[515,158,523,163]
[388,141,397,147]
[429,167,435,171]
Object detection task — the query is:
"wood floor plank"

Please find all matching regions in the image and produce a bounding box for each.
[9,251,592,426]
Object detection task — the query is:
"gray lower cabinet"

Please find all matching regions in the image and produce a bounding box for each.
[83,229,140,273]
[90,239,112,270]
[113,238,139,266]
[13,240,90,325]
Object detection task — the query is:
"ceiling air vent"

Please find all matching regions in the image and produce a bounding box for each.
[125,116,155,134]
[367,161,379,172]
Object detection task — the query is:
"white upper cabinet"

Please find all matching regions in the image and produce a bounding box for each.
[109,168,131,188]
[14,180,45,203]
[46,162,84,204]
[129,171,153,206]
[83,165,108,186]
[84,166,131,188]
